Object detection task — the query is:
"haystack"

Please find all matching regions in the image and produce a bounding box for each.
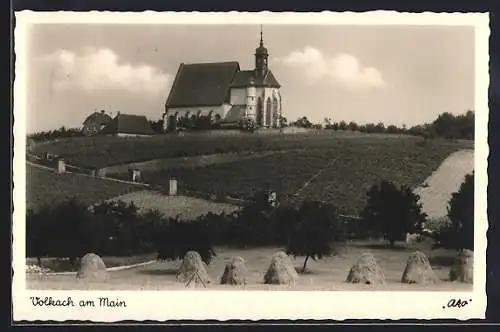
[346,252,385,285]
[220,256,247,285]
[176,251,211,286]
[76,253,108,280]
[449,249,474,284]
[263,251,299,285]
[401,251,438,284]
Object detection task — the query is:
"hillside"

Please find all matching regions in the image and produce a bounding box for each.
[141,137,467,215]
[26,164,143,212]
[30,131,473,169]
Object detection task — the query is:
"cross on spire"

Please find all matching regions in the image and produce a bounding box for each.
[260,24,263,46]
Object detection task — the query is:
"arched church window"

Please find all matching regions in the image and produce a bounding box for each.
[272,97,279,128]
[256,98,264,126]
[266,97,272,127]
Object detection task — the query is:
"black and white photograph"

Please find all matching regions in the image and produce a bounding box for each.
[13,11,489,321]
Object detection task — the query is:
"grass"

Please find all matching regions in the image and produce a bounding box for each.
[26,164,144,212]
[26,239,472,291]
[142,137,468,215]
[31,131,472,169]
[26,253,158,273]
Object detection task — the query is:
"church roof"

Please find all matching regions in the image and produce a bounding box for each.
[230,70,281,88]
[166,61,240,108]
[221,105,246,123]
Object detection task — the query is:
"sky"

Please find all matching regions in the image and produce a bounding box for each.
[25,24,475,133]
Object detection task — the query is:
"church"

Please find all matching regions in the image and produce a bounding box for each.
[163,28,283,130]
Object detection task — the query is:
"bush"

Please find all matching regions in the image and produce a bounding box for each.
[91,200,148,256]
[26,198,96,265]
[361,181,427,247]
[239,117,257,133]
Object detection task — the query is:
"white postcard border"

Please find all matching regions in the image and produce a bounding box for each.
[13,11,490,322]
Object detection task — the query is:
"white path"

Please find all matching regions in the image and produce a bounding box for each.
[414,149,474,219]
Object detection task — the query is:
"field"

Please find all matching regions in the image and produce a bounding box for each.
[26,164,144,212]
[142,137,470,215]
[26,239,471,291]
[30,131,472,169]
[106,190,240,220]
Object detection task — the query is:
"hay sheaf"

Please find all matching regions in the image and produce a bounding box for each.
[346,252,385,285]
[449,249,474,284]
[401,251,438,284]
[76,253,108,280]
[176,251,211,286]
[220,256,247,285]
[264,251,299,285]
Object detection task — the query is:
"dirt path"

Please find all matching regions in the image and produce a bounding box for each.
[414,149,474,219]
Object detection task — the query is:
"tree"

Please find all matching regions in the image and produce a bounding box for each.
[155,216,216,264]
[279,115,288,127]
[441,172,474,250]
[348,121,358,131]
[338,121,347,131]
[286,201,341,273]
[148,119,164,133]
[44,198,95,265]
[294,116,313,128]
[362,181,427,247]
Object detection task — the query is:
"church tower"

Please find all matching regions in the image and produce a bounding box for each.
[255,25,269,76]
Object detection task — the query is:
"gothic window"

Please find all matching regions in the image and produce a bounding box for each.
[272,96,279,127]
[266,97,272,126]
[256,98,264,126]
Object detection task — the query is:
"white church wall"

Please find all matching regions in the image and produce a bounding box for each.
[255,87,282,127]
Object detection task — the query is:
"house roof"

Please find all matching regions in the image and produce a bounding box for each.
[166,62,240,108]
[83,111,113,126]
[101,114,155,135]
[230,70,281,88]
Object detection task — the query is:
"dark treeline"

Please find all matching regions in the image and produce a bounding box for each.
[291,110,474,140]
[28,127,85,142]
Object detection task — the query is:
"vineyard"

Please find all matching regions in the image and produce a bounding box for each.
[142,138,465,215]
[26,164,143,212]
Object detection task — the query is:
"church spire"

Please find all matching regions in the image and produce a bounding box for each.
[255,25,269,76]
[260,24,264,47]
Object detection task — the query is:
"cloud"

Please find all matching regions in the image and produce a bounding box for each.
[38,48,171,94]
[280,47,386,89]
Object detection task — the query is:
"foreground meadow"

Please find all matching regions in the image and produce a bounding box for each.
[26,239,471,291]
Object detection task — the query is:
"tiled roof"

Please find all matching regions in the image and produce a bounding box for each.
[101,114,155,135]
[230,70,281,88]
[166,62,240,108]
